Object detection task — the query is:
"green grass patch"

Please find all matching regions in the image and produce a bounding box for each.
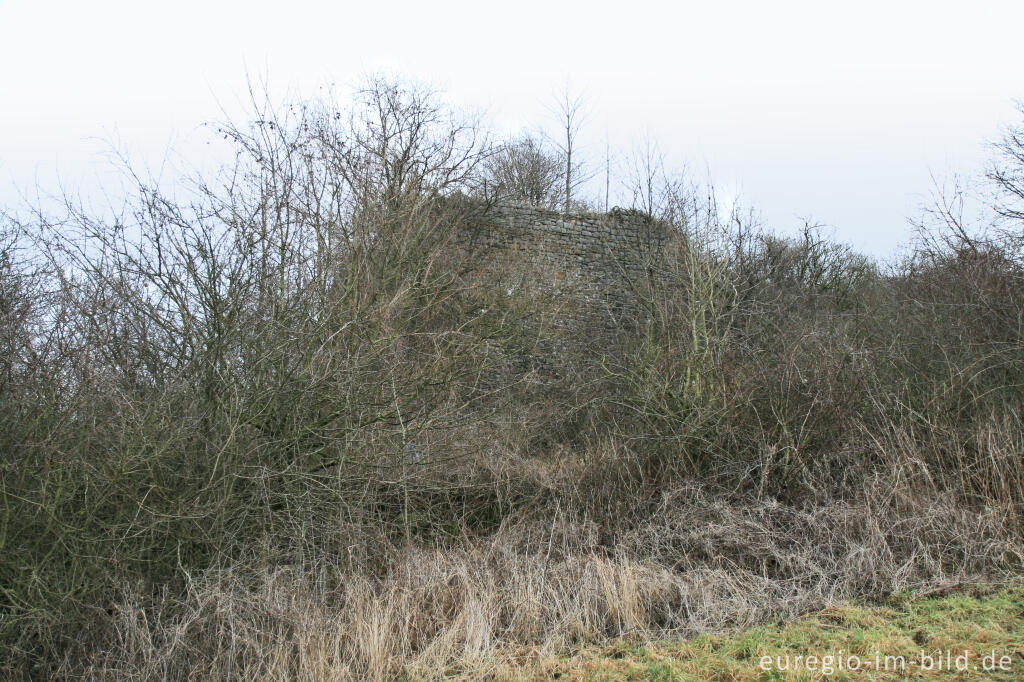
[546,586,1024,680]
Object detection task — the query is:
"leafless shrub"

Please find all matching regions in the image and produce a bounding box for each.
[481,134,564,209]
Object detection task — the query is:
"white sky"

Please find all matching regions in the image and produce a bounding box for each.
[2,0,1023,256]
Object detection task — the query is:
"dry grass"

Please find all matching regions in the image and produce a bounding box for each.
[75,454,1022,681]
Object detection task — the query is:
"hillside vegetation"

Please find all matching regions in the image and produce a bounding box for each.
[2,79,1024,680]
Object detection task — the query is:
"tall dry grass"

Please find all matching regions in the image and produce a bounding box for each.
[79,453,1022,681]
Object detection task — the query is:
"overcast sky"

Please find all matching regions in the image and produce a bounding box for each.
[2,0,1023,256]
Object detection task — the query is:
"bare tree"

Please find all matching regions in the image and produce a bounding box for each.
[326,75,489,235]
[604,137,611,213]
[988,100,1024,228]
[624,133,665,217]
[547,85,590,213]
[482,134,564,208]
[617,134,695,230]
[0,217,31,402]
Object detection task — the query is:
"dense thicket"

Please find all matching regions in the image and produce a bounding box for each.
[2,80,1023,680]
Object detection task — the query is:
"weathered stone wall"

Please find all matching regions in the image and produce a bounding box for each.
[458,202,671,335]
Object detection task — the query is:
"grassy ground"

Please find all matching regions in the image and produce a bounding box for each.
[536,586,1024,681]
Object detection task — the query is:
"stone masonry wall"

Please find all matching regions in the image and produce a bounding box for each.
[458,202,671,336]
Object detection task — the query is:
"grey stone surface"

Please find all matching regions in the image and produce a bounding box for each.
[456,201,672,341]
